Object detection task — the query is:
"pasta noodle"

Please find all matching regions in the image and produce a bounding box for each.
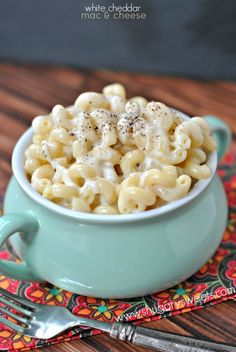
[25,83,217,214]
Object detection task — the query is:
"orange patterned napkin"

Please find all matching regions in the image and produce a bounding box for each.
[0,149,235,351]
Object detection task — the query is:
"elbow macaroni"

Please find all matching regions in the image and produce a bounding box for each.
[25,83,217,214]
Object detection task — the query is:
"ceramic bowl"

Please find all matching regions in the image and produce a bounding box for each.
[0,112,231,298]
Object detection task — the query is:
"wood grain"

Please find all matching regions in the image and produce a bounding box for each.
[0,63,235,351]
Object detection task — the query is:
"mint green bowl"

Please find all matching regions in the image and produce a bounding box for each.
[0,114,231,298]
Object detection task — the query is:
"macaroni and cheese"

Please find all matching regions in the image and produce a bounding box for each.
[24,83,217,214]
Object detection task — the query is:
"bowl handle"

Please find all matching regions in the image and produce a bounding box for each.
[0,213,42,281]
[204,115,232,161]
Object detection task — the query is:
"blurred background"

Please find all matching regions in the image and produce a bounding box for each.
[1,0,236,80]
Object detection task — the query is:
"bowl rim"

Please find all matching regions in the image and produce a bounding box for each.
[12,110,217,223]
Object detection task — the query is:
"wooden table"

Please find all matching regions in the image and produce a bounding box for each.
[0,63,235,351]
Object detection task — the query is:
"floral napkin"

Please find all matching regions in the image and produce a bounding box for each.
[0,149,235,351]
